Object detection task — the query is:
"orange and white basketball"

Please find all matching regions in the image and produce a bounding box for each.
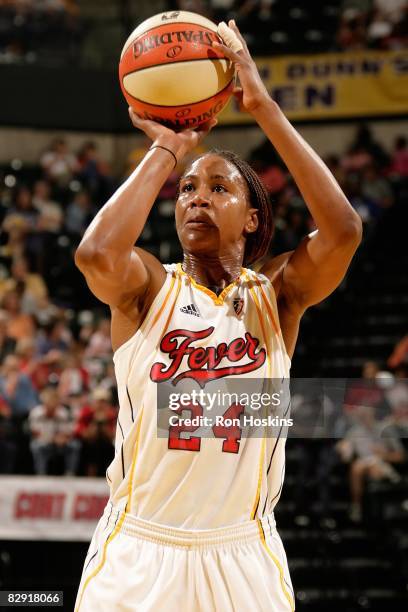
[119,11,234,130]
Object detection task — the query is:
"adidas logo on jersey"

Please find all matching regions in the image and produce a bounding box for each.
[180,303,201,317]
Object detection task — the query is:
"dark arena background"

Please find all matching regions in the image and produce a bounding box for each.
[0,1,407,610]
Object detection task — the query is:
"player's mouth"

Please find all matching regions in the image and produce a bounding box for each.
[185,214,215,230]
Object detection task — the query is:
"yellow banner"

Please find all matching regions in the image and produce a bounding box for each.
[219,50,408,123]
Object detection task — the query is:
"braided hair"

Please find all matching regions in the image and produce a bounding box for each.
[206,149,274,266]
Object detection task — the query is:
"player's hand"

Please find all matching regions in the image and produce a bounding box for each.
[213,20,271,114]
[128,108,217,163]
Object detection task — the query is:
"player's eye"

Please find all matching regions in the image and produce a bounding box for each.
[213,184,227,193]
[181,183,194,192]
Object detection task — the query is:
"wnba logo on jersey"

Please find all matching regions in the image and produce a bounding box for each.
[150,326,266,386]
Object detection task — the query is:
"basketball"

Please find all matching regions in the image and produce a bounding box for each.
[119,11,235,130]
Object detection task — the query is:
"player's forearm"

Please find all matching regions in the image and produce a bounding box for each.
[252,99,362,243]
[76,142,180,263]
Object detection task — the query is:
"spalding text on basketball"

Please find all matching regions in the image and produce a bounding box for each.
[135,100,226,128]
[133,30,219,58]
[150,327,266,386]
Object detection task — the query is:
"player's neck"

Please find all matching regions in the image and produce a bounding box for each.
[181,254,243,290]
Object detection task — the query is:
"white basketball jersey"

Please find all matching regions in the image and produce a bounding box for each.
[108,263,291,529]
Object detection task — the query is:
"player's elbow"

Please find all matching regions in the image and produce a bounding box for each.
[75,244,115,275]
[337,212,363,250]
[74,243,94,272]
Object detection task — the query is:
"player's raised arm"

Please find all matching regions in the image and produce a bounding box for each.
[74,112,216,308]
[214,22,363,312]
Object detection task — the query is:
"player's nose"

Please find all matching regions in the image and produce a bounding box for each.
[190,193,211,208]
[190,185,212,208]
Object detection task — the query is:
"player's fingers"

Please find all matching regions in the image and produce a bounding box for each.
[128,107,146,128]
[128,107,161,135]
[193,119,217,143]
[217,21,243,54]
[196,118,218,135]
[228,20,249,51]
[212,41,242,64]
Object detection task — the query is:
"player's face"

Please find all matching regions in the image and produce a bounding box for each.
[175,154,258,260]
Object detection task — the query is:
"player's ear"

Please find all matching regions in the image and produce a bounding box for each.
[244,208,258,234]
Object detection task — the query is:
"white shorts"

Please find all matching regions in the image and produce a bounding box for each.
[75,504,295,612]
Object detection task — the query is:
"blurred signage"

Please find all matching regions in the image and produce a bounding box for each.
[220,49,408,123]
[0,476,108,541]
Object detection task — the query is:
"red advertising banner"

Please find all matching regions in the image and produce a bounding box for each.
[0,476,109,541]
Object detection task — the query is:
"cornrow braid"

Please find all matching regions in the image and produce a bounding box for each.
[208,149,274,266]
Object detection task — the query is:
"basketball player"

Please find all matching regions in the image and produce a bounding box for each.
[74,21,362,612]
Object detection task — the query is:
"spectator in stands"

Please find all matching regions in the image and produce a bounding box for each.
[0,0,82,61]
[342,173,375,223]
[36,319,72,356]
[40,138,78,189]
[75,387,116,476]
[84,318,111,360]
[0,354,38,418]
[256,163,287,195]
[336,8,368,51]
[7,185,38,230]
[342,145,373,173]
[366,0,405,48]
[8,255,49,316]
[248,138,287,195]
[0,310,16,363]
[347,124,390,169]
[0,394,17,474]
[16,337,63,391]
[344,360,384,415]
[381,373,408,450]
[29,385,79,475]
[58,347,90,402]
[336,404,405,522]
[65,189,94,238]
[6,186,45,270]
[373,0,407,26]
[32,179,63,233]
[0,213,27,263]
[390,136,408,177]
[361,163,394,211]
[384,5,408,49]
[367,11,403,49]
[76,141,112,202]
[383,370,408,429]
[0,289,36,340]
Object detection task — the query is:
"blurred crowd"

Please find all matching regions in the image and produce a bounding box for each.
[0,0,83,64]
[176,0,408,54]
[1,0,406,64]
[251,126,407,255]
[0,126,407,530]
[335,0,407,50]
[290,360,408,525]
[0,137,118,476]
